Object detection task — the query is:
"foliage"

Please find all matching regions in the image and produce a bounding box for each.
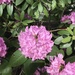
[0,0,75,75]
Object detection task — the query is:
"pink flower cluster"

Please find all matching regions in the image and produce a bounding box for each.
[0,0,11,4]
[60,62,75,75]
[0,37,7,57]
[69,12,75,24]
[45,54,65,75]
[61,11,75,24]
[18,26,54,61]
[45,54,75,75]
[61,15,70,23]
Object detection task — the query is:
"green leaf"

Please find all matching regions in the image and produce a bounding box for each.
[22,22,28,25]
[44,3,51,10]
[14,13,20,21]
[22,20,34,25]
[73,28,75,35]
[20,11,24,20]
[62,36,71,43]
[7,4,13,16]
[11,29,18,37]
[52,0,56,10]
[60,42,72,48]
[13,22,20,28]
[8,50,27,67]
[39,13,44,21]
[43,7,49,17]
[66,47,72,55]
[31,2,38,9]
[15,0,24,6]
[22,2,28,10]
[57,30,70,35]
[69,25,75,29]
[65,55,75,63]
[23,59,45,75]
[72,36,75,40]
[49,45,59,56]
[2,67,12,75]
[27,7,32,15]
[34,10,39,19]
[0,60,8,73]
[59,0,65,7]
[38,2,43,12]
[58,50,64,56]
[26,0,33,5]
[2,4,6,9]
[48,49,65,58]
[54,36,63,45]
[0,5,3,16]
[68,0,71,4]
[67,27,73,35]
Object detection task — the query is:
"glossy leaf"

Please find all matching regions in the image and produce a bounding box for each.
[62,36,71,43]
[38,2,43,12]
[14,13,20,21]
[23,59,45,75]
[65,55,75,63]
[67,27,73,35]
[22,20,34,25]
[57,30,70,35]
[72,36,75,40]
[22,2,28,10]
[13,22,20,28]
[52,0,56,10]
[44,7,49,17]
[8,50,27,67]
[26,0,33,5]
[49,45,59,56]
[66,47,72,55]
[0,60,8,73]
[2,67,12,75]
[15,0,24,6]
[0,5,3,16]
[59,0,65,7]
[7,4,13,16]
[34,10,39,19]
[54,36,63,45]
[60,42,72,48]
[20,11,24,20]
[31,2,38,9]
[73,28,75,35]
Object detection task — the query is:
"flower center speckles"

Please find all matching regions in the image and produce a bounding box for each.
[35,35,38,39]
[34,33,38,40]
[59,64,64,72]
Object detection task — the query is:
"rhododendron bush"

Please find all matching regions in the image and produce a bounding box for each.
[0,0,75,75]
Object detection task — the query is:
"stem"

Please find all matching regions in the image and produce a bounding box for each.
[50,28,66,32]
[19,69,23,75]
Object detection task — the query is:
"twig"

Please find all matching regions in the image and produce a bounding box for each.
[50,28,66,32]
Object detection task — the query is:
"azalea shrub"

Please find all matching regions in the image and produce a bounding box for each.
[0,0,75,75]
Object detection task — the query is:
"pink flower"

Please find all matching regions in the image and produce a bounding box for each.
[61,15,70,23]
[0,37,7,57]
[45,54,65,75]
[0,0,11,4]
[18,25,54,61]
[61,11,75,24]
[60,62,75,75]
[45,53,75,75]
[70,11,75,24]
